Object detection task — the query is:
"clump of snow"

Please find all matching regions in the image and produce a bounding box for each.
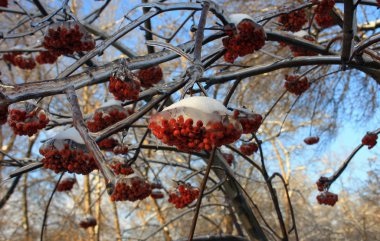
[101,98,122,108]
[54,127,85,144]
[294,30,308,38]
[229,14,254,26]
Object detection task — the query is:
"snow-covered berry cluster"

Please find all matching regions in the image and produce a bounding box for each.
[109,69,141,101]
[223,19,266,63]
[149,97,242,152]
[304,136,319,145]
[57,177,76,192]
[278,9,308,32]
[361,132,378,149]
[35,51,59,64]
[234,110,263,134]
[110,175,152,202]
[168,183,200,209]
[137,65,163,88]
[240,143,259,156]
[314,0,335,28]
[109,159,134,176]
[0,104,8,125]
[222,153,234,166]
[284,75,310,95]
[79,217,97,229]
[3,53,36,69]
[316,176,329,191]
[316,191,338,206]
[87,105,128,132]
[43,21,95,56]
[7,102,49,136]
[289,35,318,57]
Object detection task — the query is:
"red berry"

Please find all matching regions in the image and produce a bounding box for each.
[239,143,259,155]
[316,191,338,206]
[362,132,378,149]
[57,177,76,192]
[304,136,319,145]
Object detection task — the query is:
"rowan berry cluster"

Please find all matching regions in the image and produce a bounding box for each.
[3,53,36,69]
[43,22,95,56]
[314,0,335,28]
[113,145,129,155]
[109,160,134,176]
[7,104,49,136]
[234,111,263,134]
[79,217,97,229]
[35,51,59,64]
[149,115,242,152]
[316,176,329,191]
[278,9,308,32]
[284,75,310,95]
[289,35,318,57]
[97,138,119,151]
[0,104,8,125]
[110,176,152,202]
[223,20,266,63]
[361,132,378,149]
[137,65,163,88]
[304,136,320,145]
[57,177,76,192]
[87,106,128,132]
[40,140,98,175]
[316,191,338,206]
[109,76,141,101]
[150,190,164,199]
[240,143,259,155]
[168,184,200,209]
[223,153,234,166]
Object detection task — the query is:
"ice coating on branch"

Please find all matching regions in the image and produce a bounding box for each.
[54,127,85,144]
[229,14,254,25]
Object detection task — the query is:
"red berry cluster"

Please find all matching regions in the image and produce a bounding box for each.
[316,176,329,191]
[35,51,59,64]
[40,142,98,175]
[316,191,338,206]
[235,111,263,134]
[109,76,141,101]
[150,190,164,199]
[113,145,129,155]
[289,35,318,57]
[0,0,8,8]
[87,106,128,132]
[57,177,76,192]
[168,184,200,209]
[3,53,36,69]
[79,217,97,229]
[222,20,266,63]
[43,22,95,56]
[0,104,8,125]
[222,153,234,166]
[278,9,308,32]
[149,115,242,152]
[362,132,378,149]
[314,0,335,28]
[137,65,163,88]
[304,136,320,145]
[97,138,119,151]
[109,160,134,175]
[240,143,259,155]
[284,75,310,95]
[110,176,152,202]
[7,106,49,136]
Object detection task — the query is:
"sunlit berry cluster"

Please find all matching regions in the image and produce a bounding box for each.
[149,115,242,152]
[361,132,378,149]
[43,22,95,56]
[314,0,335,28]
[316,176,329,191]
[35,51,59,64]
[223,153,234,166]
[109,160,134,175]
[289,35,318,57]
[0,104,8,125]
[137,65,163,88]
[87,106,128,132]
[235,111,263,134]
[304,136,319,145]
[7,104,49,136]
[240,143,259,156]
[278,9,308,32]
[109,76,141,101]
[79,217,97,229]
[316,191,338,206]
[3,53,36,69]
[223,20,266,63]
[110,176,152,202]
[40,141,98,175]
[113,145,129,155]
[57,177,76,192]
[97,138,119,151]
[168,184,200,209]
[284,75,310,95]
